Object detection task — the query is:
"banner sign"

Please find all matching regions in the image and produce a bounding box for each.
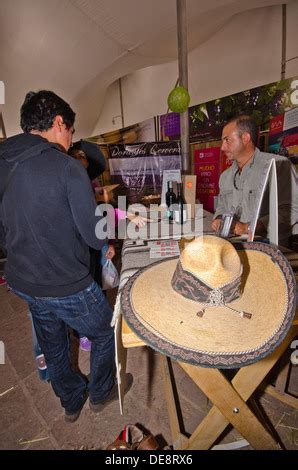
[189,77,298,143]
[158,77,298,144]
[194,147,220,212]
[269,114,284,135]
[108,142,181,203]
[269,108,298,165]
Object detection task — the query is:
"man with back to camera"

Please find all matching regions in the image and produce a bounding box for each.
[0,90,132,422]
[211,114,297,247]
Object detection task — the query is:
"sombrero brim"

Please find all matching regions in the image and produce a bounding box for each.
[121,242,296,368]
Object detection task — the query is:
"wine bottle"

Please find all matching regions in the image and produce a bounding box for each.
[165,181,177,221]
[174,182,187,224]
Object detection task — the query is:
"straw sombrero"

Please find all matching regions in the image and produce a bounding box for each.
[121,236,296,368]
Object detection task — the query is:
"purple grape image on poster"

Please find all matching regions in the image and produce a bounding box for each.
[160,113,181,140]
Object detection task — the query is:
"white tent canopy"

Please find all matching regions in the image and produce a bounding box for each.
[0,0,296,138]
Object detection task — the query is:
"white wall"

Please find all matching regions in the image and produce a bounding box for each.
[93,2,298,136]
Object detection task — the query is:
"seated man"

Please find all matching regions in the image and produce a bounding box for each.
[212,114,297,247]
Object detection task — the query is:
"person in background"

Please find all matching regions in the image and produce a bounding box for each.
[28,144,111,368]
[68,145,148,352]
[212,114,297,247]
[69,146,147,227]
[68,146,116,352]
[30,141,148,367]
[68,145,104,193]
[0,90,132,422]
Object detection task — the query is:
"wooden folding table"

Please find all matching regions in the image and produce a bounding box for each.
[120,312,297,450]
[116,218,298,450]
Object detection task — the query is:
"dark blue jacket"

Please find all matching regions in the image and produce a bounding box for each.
[0,133,106,296]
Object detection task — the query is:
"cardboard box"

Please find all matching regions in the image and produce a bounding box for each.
[182,175,197,218]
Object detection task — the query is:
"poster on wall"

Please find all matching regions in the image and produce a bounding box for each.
[268,108,298,166]
[194,147,220,212]
[188,76,298,143]
[108,142,181,204]
[159,112,181,141]
[159,77,298,144]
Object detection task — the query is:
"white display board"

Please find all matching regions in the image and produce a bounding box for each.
[250,158,278,245]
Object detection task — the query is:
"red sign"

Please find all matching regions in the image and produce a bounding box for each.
[194,147,220,212]
[282,131,298,147]
[269,114,284,135]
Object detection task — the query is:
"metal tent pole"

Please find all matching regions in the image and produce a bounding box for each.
[177,0,190,174]
[281,4,287,80]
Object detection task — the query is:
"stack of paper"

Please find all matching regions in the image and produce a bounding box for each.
[149,240,180,259]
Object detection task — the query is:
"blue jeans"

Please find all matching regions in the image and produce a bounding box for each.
[29,311,50,382]
[12,281,115,414]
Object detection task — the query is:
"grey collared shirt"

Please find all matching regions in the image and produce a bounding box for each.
[214,148,297,245]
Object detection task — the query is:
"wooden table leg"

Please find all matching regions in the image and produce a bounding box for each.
[180,363,279,450]
[177,325,297,450]
[115,315,128,415]
[262,342,298,410]
[161,356,189,449]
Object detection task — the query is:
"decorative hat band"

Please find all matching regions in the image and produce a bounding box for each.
[171,261,252,319]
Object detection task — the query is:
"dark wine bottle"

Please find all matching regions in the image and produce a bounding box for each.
[174,182,187,224]
[165,181,177,221]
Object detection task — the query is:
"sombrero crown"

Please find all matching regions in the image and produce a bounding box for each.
[122,236,296,368]
[172,236,248,318]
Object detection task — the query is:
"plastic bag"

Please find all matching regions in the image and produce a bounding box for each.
[100,244,109,266]
[102,259,119,290]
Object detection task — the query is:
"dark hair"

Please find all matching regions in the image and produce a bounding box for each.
[226,114,258,146]
[20,90,75,133]
[68,148,87,160]
[70,140,106,179]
